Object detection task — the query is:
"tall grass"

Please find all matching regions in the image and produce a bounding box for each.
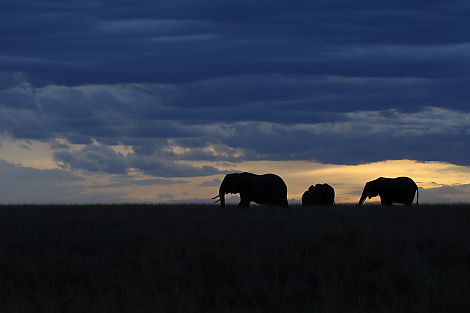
[0,204,469,312]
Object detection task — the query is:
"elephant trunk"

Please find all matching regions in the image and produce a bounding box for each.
[218,185,227,208]
[220,194,225,207]
[358,192,367,206]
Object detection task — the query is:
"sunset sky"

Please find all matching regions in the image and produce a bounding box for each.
[1,1,470,203]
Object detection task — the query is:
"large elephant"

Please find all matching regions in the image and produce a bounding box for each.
[212,172,289,208]
[302,184,335,206]
[358,177,419,206]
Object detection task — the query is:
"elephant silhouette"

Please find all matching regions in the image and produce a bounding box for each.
[359,177,418,206]
[302,183,335,206]
[212,172,288,208]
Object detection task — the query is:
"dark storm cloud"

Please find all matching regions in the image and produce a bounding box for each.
[211,110,470,165]
[2,75,470,171]
[2,1,470,174]
[2,1,470,86]
[54,144,129,174]
[53,142,222,177]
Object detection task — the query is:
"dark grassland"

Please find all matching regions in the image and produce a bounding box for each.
[1,204,470,313]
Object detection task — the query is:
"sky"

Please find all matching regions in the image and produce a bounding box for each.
[1,0,470,203]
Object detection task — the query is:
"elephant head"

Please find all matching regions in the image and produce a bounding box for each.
[212,173,243,207]
[358,177,384,205]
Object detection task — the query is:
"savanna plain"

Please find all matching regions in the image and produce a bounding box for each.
[1,203,470,313]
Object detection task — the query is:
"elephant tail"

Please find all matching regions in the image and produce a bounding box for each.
[416,186,419,205]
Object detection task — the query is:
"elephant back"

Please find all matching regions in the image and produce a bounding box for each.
[302,183,335,206]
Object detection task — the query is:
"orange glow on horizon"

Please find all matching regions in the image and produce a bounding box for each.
[184,159,470,203]
[1,136,469,204]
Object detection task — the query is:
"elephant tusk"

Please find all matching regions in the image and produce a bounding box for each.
[211,195,221,199]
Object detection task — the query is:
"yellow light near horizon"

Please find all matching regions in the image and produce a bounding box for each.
[290,160,470,202]
[2,135,469,203]
[0,137,58,170]
[185,159,470,203]
[76,159,470,204]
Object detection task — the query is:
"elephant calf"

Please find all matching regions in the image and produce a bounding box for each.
[302,183,335,206]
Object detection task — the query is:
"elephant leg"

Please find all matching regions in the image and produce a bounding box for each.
[380,197,392,206]
[238,193,251,207]
[238,201,250,208]
[277,198,289,209]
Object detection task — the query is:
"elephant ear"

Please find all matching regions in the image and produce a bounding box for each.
[363,181,374,198]
[220,173,236,194]
[229,173,243,193]
[376,177,387,189]
[367,179,384,198]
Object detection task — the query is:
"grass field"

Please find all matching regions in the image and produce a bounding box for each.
[0,204,470,313]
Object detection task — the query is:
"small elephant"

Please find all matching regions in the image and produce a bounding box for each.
[212,172,289,208]
[302,183,335,206]
[358,177,419,206]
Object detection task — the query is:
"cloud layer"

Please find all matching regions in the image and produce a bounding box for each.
[1,77,470,176]
[3,1,470,85]
[1,1,470,199]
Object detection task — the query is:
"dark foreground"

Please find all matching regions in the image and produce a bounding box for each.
[1,204,470,313]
